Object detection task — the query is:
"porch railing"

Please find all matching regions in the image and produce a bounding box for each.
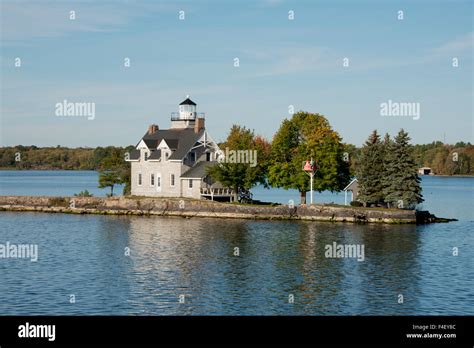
[200,187,235,198]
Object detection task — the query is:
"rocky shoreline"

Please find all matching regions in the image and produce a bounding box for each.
[0,196,457,224]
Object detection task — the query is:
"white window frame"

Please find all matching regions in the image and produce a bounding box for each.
[188,179,193,189]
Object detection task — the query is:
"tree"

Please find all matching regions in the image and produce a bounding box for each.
[98,170,122,196]
[382,129,423,209]
[356,130,385,206]
[268,111,350,204]
[97,147,132,196]
[207,125,270,201]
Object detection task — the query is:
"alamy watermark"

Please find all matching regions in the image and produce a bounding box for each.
[18,322,55,341]
[218,147,257,167]
[380,99,420,120]
[55,99,95,120]
[0,242,38,262]
[325,242,365,262]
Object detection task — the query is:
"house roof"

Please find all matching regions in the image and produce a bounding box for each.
[148,149,161,160]
[163,139,179,150]
[181,161,217,178]
[343,178,358,191]
[143,139,157,148]
[179,97,196,106]
[139,128,204,161]
[129,149,140,160]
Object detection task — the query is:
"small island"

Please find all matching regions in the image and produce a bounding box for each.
[0,96,466,224]
[0,195,455,224]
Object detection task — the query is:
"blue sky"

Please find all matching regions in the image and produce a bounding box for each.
[1,0,472,147]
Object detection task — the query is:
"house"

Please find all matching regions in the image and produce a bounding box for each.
[343,178,359,205]
[418,167,433,175]
[126,96,234,200]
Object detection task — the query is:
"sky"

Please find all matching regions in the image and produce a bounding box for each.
[0,0,473,147]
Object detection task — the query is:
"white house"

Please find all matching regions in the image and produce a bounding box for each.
[126,96,234,200]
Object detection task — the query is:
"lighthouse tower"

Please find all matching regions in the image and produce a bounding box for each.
[171,95,204,129]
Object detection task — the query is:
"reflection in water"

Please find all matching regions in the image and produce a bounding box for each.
[121,217,423,315]
[0,212,472,315]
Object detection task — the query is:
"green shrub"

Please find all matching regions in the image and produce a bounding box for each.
[74,190,93,197]
[350,201,363,207]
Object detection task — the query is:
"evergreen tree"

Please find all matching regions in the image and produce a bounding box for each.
[356,130,385,206]
[98,170,122,196]
[382,129,423,209]
[380,133,393,200]
[97,147,132,196]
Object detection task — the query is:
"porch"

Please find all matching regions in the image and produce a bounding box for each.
[200,187,236,202]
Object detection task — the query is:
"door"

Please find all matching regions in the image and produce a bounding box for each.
[156,173,162,192]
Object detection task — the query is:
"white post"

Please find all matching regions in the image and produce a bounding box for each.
[345,190,348,205]
[310,173,314,205]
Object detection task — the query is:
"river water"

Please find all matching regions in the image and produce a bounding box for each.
[0,171,472,315]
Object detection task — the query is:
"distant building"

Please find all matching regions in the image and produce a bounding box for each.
[343,178,359,205]
[126,96,234,200]
[418,167,433,175]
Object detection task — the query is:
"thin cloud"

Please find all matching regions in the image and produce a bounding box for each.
[0,2,168,42]
[432,32,474,56]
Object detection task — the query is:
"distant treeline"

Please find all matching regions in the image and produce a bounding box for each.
[0,145,134,171]
[412,141,473,175]
[344,141,473,176]
[0,141,473,175]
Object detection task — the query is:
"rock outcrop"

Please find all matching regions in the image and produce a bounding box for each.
[0,196,422,224]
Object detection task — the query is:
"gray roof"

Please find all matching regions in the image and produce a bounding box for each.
[148,149,161,160]
[143,139,157,148]
[139,128,204,161]
[181,161,217,178]
[164,139,179,150]
[129,149,140,160]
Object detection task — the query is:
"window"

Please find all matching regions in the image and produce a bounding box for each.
[150,173,155,186]
[188,179,193,189]
[189,152,196,162]
[165,152,169,160]
[206,152,211,161]
[170,174,175,187]
[144,152,148,161]
[138,173,142,186]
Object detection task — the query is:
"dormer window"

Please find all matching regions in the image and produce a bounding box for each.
[144,152,148,161]
[189,152,196,162]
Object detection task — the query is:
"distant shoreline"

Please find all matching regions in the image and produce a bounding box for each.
[1,168,473,178]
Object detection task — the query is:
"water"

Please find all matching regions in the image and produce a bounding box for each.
[0,170,124,197]
[0,171,472,315]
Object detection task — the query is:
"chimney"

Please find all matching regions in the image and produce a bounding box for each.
[194,117,205,134]
[148,124,159,134]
